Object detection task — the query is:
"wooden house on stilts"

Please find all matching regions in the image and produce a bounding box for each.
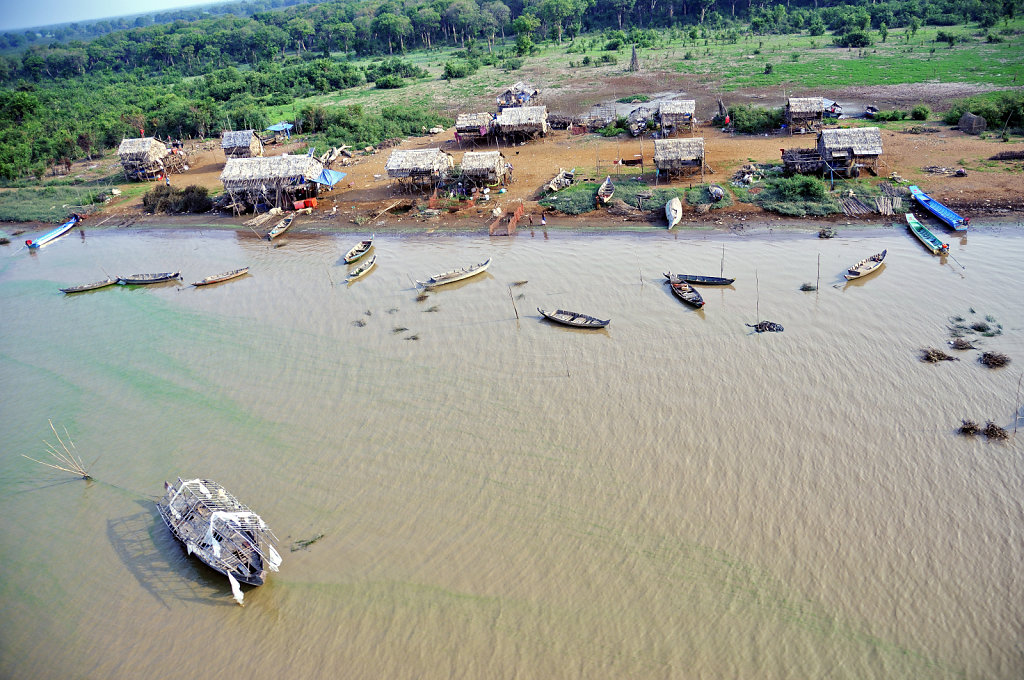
[496,82,539,110]
[118,137,185,181]
[785,97,825,132]
[454,113,494,146]
[494,106,548,144]
[219,154,325,212]
[385,148,455,192]
[459,151,509,188]
[221,130,264,158]
[654,138,706,180]
[782,127,883,178]
[658,100,696,136]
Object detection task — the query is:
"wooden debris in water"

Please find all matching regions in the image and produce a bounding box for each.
[406,334,420,341]
[0,236,9,245]
[746,321,784,333]
[979,352,1010,368]
[799,283,817,291]
[921,348,958,363]
[415,293,429,302]
[511,280,529,287]
[818,227,836,239]
[392,327,408,334]
[958,419,980,436]
[948,338,975,350]
[22,420,93,479]
[364,310,372,316]
[983,421,1009,440]
[290,534,325,552]
[352,319,366,327]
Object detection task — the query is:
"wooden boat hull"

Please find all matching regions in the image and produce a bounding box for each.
[60,277,117,294]
[909,185,968,230]
[664,273,734,286]
[27,214,80,249]
[343,235,374,264]
[537,308,609,329]
[906,214,949,254]
[193,267,249,286]
[665,273,705,307]
[347,254,376,282]
[266,216,293,240]
[665,197,682,229]
[119,272,181,284]
[417,257,491,288]
[597,176,614,204]
[709,185,725,201]
[844,250,886,280]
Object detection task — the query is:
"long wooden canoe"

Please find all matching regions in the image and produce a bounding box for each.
[906,214,949,254]
[27,214,80,249]
[843,249,886,280]
[596,176,614,204]
[909,185,968,230]
[192,267,249,286]
[343,235,374,264]
[346,254,376,282]
[537,308,609,329]
[663,272,735,286]
[665,196,682,229]
[266,214,293,240]
[665,273,705,308]
[60,277,117,294]
[119,272,181,285]
[417,257,491,288]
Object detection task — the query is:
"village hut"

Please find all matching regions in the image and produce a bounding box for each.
[221,130,264,158]
[785,97,825,131]
[494,106,548,143]
[818,127,883,177]
[654,138,706,180]
[454,113,494,145]
[658,100,696,135]
[459,151,508,188]
[385,148,455,192]
[219,154,324,212]
[496,82,539,110]
[627,105,658,136]
[958,112,987,135]
[118,137,183,181]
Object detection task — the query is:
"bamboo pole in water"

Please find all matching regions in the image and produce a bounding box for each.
[508,285,519,320]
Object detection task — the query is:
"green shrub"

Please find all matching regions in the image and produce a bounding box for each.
[873,109,908,121]
[911,105,930,121]
[617,94,651,103]
[942,90,1024,128]
[599,54,618,65]
[834,30,872,48]
[375,75,404,89]
[443,59,479,80]
[142,185,213,214]
[752,176,840,216]
[728,104,784,134]
[501,57,524,71]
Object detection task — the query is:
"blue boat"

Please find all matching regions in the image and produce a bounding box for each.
[909,186,969,231]
[26,214,81,249]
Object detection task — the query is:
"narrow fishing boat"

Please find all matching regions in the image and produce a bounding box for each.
[708,184,725,201]
[906,214,949,254]
[537,308,610,329]
[546,168,575,193]
[346,254,376,282]
[343,235,374,264]
[663,272,735,286]
[596,176,614,205]
[844,249,887,280]
[266,214,294,240]
[417,257,491,288]
[665,196,683,229]
[665,273,705,308]
[119,272,181,284]
[909,185,969,230]
[60,277,117,294]
[156,478,282,605]
[192,267,249,286]
[26,214,81,250]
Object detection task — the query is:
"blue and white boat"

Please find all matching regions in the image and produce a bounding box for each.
[909,185,969,231]
[26,214,81,249]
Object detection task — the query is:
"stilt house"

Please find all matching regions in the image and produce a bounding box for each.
[221,130,264,158]
[118,137,183,181]
[658,100,696,135]
[219,154,324,212]
[459,151,508,187]
[494,106,548,143]
[818,127,882,176]
[454,113,494,145]
[496,82,539,110]
[785,97,825,130]
[654,138,706,179]
[385,148,455,191]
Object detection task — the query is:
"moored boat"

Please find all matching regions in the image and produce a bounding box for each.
[909,185,968,230]
[266,214,294,240]
[346,254,376,282]
[537,308,610,329]
[417,257,491,288]
[546,168,575,193]
[343,235,374,264]
[26,214,81,250]
[596,176,614,204]
[156,478,281,604]
[119,272,181,284]
[192,267,249,286]
[906,214,949,254]
[663,272,735,286]
[60,277,117,294]
[665,196,682,229]
[665,273,705,308]
[708,184,725,201]
[843,249,887,280]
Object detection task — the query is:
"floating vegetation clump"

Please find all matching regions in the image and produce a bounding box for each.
[364,310,373,316]
[958,419,980,436]
[392,326,409,334]
[290,533,324,552]
[747,321,784,333]
[983,421,1009,440]
[970,321,991,333]
[949,311,1002,338]
[416,293,429,302]
[352,319,366,327]
[799,283,817,291]
[387,308,399,314]
[979,352,1010,368]
[818,227,836,239]
[948,338,975,350]
[921,348,957,363]
[406,334,420,341]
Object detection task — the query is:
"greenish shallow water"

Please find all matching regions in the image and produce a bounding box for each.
[1,224,1022,679]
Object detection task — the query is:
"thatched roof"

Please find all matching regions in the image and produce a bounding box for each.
[788,97,825,114]
[455,113,493,131]
[385,148,455,177]
[460,151,505,176]
[221,130,258,148]
[654,138,705,162]
[495,105,548,129]
[819,127,883,156]
[118,137,167,162]
[220,154,323,184]
[659,100,696,117]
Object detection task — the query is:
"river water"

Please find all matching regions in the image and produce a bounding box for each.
[1,223,1022,679]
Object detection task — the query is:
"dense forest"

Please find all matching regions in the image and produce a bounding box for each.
[0,0,1021,180]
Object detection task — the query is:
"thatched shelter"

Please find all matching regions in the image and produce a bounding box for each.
[459,151,508,187]
[659,100,696,135]
[221,130,264,158]
[818,127,883,176]
[654,138,706,179]
[785,97,825,130]
[627,105,658,136]
[958,112,987,135]
[385,148,455,191]
[494,106,548,142]
[219,154,324,212]
[118,137,184,181]
[496,82,539,110]
[454,113,494,145]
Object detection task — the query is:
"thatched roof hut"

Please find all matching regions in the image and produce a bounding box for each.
[818,127,883,175]
[958,112,987,135]
[459,151,508,186]
[497,82,539,109]
[385,148,454,190]
[494,105,548,141]
[118,137,176,181]
[654,138,706,178]
[659,100,696,135]
[221,130,264,158]
[786,97,825,128]
[455,113,494,144]
[219,154,324,212]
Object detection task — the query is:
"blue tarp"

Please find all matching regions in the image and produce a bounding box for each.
[266,122,294,132]
[313,169,347,188]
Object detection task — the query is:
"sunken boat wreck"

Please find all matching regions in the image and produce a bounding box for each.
[156,478,281,602]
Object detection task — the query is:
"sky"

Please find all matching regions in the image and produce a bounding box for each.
[1,0,212,32]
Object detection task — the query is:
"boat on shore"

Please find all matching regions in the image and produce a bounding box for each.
[346,254,376,282]
[266,214,294,240]
[665,196,682,229]
[26,214,81,250]
[537,308,610,329]
[844,249,887,280]
[60,277,117,294]
[663,273,735,286]
[906,214,949,254]
[546,168,575,193]
[709,184,725,201]
[119,272,181,285]
[417,257,491,288]
[343,235,374,264]
[192,267,249,286]
[909,185,969,230]
[665,273,705,308]
[156,477,281,604]
[596,176,614,205]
